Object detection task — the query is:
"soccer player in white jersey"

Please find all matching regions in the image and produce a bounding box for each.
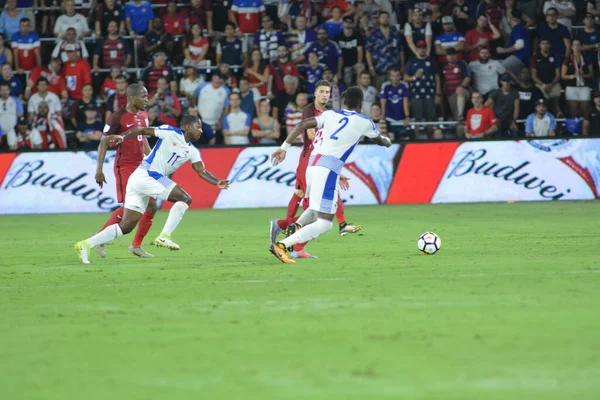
[269,87,392,263]
[74,115,230,264]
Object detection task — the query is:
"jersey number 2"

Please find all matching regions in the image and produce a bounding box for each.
[167,152,180,166]
[330,117,348,140]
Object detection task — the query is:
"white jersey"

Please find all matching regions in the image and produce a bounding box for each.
[139,125,202,176]
[311,110,379,173]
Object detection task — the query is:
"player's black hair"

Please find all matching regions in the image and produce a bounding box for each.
[181,115,200,129]
[126,83,146,98]
[344,87,364,110]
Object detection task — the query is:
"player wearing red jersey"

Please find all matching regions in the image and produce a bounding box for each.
[94,83,156,258]
[269,80,362,259]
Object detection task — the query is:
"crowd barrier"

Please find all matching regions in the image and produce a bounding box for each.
[1,138,598,215]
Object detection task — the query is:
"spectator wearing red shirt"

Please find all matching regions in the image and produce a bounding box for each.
[163,1,186,35]
[62,44,92,101]
[184,0,214,33]
[148,76,181,127]
[100,68,122,99]
[321,0,354,20]
[105,74,128,121]
[270,45,299,95]
[11,17,41,74]
[465,14,501,62]
[476,0,503,29]
[183,23,210,68]
[219,63,239,90]
[442,48,471,122]
[229,0,265,34]
[465,91,498,138]
[27,58,68,101]
[140,52,177,94]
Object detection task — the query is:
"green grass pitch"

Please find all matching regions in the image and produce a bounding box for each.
[1,202,599,400]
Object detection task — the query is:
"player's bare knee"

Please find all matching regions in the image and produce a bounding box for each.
[181,193,192,206]
[119,222,135,235]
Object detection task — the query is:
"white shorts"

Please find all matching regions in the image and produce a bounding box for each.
[565,86,591,101]
[305,166,339,214]
[124,168,176,214]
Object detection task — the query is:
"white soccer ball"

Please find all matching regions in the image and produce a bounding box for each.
[417,232,442,255]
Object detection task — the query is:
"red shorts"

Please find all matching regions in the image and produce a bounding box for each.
[295,157,309,192]
[114,164,137,203]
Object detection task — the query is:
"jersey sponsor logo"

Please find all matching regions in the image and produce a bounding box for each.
[103,124,111,133]
[470,114,482,130]
[126,123,135,128]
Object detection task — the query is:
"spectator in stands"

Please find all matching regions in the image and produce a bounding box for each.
[212,0,234,33]
[216,22,248,68]
[356,12,375,38]
[404,8,433,59]
[164,0,186,35]
[30,101,67,149]
[404,40,440,138]
[535,8,571,63]
[476,0,502,29]
[278,0,317,31]
[253,14,285,62]
[287,15,317,64]
[149,76,181,127]
[531,38,562,116]
[27,57,68,102]
[442,47,471,123]
[183,23,210,68]
[469,47,506,97]
[0,34,13,68]
[485,74,520,137]
[464,91,498,139]
[38,0,61,37]
[28,77,61,119]
[304,28,344,83]
[105,74,128,121]
[500,0,534,38]
[11,18,41,75]
[578,13,600,64]
[141,52,177,94]
[322,68,344,109]
[238,76,260,119]
[285,92,307,142]
[95,0,126,37]
[219,63,238,90]
[222,92,251,145]
[230,0,265,35]
[147,106,163,127]
[245,49,270,97]
[561,39,593,121]
[125,0,154,37]
[543,0,576,33]
[62,44,92,101]
[496,10,529,76]
[270,45,298,96]
[52,27,89,64]
[0,82,23,136]
[380,66,411,141]
[435,16,465,65]
[0,0,25,40]
[321,0,354,20]
[320,6,343,39]
[370,103,388,138]
[194,73,230,139]
[100,67,121,99]
[54,0,90,39]
[144,17,175,63]
[76,104,104,150]
[93,20,132,73]
[272,75,298,125]
[366,11,404,90]
[70,83,99,128]
[179,65,203,106]
[251,98,279,144]
[358,71,378,118]
[446,0,471,34]
[0,63,24,98]
[465,15,501,63]
[425,1,443,37]
[408,2,432,26]
[7,117,38,150]
[588,1,600,21]
[304,51,325,95]
[525,98,556,137]
[584,91,600,136]
[516,68,544,126]
[185,0,214,33]
[335,16,364,88]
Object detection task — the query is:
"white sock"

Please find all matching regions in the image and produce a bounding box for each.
[86,224,123,247]
[280,218,333,248]
[296,209,317,227]
[160,201,189,236]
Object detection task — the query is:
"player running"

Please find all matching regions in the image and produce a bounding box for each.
[75,116,229,264]
[94,83,156,258]
[269,80,362,259]
[269,87,392,263]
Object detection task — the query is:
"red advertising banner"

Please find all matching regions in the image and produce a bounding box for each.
[0,153,17,184]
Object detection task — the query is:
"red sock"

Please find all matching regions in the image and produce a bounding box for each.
[293,242,307,251]
[336,197,346,226]
[101,207,124,231]
[132,211,155,247]
[285,193,302,220]
[278,215,300,231]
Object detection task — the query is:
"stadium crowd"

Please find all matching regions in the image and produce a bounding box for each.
[0,0,600,150]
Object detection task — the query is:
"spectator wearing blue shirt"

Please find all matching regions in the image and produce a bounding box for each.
[319,6,343,39]
[304,52,326,96]
[222,92,252,145]
[496,10,530,76]
[535,8,571,63]
[525,99,556,137]
[0,0,25,39]
[304,28,343,81]
[253,14,285,62]
[125,0,154,36]
[76,105,104,150]
[0,63,23,98]
[379,67,410,141]
[577,13,600,64]
[365,11,405,90]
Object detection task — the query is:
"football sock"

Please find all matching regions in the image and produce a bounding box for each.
[336,198,346,226]
[293,242,307,252]
[132,211,155,246]
[280,218,333,248]
[296,209,317,227]
[86,224,123,247]
[101,207,124,230]
[160,201,188,236]
[285,193,302,220]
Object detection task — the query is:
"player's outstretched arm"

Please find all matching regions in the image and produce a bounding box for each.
[118,127,156,140]
[373,134,392,148]
[271,117,318,166]
[192,161,230,189]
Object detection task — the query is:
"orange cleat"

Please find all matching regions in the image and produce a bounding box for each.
[269,242,296,264]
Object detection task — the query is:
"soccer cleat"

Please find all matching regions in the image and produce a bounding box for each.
[290,250,318,259]
[340,222,362,236]
[75,241,92,264]
[129,245,154,258]
[285,223,300,238]
[94,244,106,258]
[153,234,180,251]
[269,242,295,264]
[269,218,283,244]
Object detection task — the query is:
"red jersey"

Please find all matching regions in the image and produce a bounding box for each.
[466,106,497,136]
[163,15,186,35]
[29,66,66,96]
[103,107,150,167]
[270,60,299,95]
[62,58,92,100]
[299,103,328,166]
[231,0,265,34]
